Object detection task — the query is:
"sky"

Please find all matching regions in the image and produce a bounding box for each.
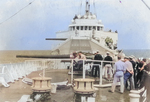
[0,0,150,50]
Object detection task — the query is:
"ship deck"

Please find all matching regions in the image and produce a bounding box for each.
[0,69,130,102]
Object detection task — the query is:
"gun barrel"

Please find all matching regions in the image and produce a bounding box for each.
[16,55,70,59]
[45,38,67,40]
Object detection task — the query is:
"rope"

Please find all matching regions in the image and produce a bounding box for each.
[141,0,150,10]
[0,0,35,25]
[93,0,97,15]
[80,0,82,15]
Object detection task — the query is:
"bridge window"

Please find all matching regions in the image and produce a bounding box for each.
[73,26,75,30]
[89,26,92,30]
[81,26,83,30]
[76,26,79,30]
[93,26,96,30]
[85,26,87,30]
[97,26,100,31]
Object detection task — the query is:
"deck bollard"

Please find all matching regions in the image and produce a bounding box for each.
[130,90,141,94]
[73,78,95,94]
[81,96,86,102]
[51,84,57,93]
[31,77,52,92]
[129,93,140,102]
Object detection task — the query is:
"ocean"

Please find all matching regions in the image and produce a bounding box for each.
[123,49,150,58]
[0,50,52,64]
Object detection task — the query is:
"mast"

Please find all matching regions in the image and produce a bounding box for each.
[85,0,90,14]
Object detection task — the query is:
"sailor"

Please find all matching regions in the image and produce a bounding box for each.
[124,56,134,90]
[71,52,78,59]
[129,56,136,90]
[118,50,125,60]
[143,61,150,100]
[91,50,103,77]
[71,52,78,68]
[93,50,103,63]
[77,51,86,59]
[136,58,146,88]
[103,52,113,80]
[109,56,126,93]
[75,51,86,70]
[113,53,118,62]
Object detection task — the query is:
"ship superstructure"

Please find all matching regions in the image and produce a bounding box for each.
[47,0,118,55]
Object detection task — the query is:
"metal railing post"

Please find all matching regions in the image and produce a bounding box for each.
[83,60,85,79]
[99,61,103,85]
[43,60,45,77]
[71,59,73,84]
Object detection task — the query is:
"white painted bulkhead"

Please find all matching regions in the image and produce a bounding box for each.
[52,0,118,55]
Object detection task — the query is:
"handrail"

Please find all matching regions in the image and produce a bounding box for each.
[129,69,150,102]
[0,58,116,88]
[24,58,116,85]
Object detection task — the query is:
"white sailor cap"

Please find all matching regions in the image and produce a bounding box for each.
[124,56,129,59]
[129,56,133,59]
[106,52,110,54]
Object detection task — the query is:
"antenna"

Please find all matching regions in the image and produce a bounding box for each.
[88,4,90,12]
[93,0,96,15]
[85,0,89,14]
[85,0,91,14]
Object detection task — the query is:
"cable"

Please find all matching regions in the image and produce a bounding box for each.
[0,0,35,25]
[80,0,82,15]
[141,0,150,10]
[93,0,97,15]
[115,0,148,44]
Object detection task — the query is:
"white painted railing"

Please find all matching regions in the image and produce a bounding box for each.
[0,59,115,88]
[0,61,42,87]
[1,58,150,101]
[24,59,116,86]
[129,70,150,102]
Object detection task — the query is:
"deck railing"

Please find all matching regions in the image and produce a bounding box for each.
[129,70,150,102]
[1,59,150,101]
[0,59,115,87]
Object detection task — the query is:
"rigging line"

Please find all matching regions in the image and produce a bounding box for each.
[119,3,140,28]
[141,0,150,10]
[90,0,93,14]
[93,0,96,16]
[0,0,35,25]
[80,0,82,15]
[116,1,144,39]
[77,0,80,15]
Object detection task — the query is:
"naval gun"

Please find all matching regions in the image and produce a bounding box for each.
[45,38,67,41]
[16,52,94,59]
[16,37,94,59]
[16,54,70,59]
[16,37,69,59]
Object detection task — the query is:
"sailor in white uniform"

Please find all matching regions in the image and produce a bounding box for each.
[109,56,126,93]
